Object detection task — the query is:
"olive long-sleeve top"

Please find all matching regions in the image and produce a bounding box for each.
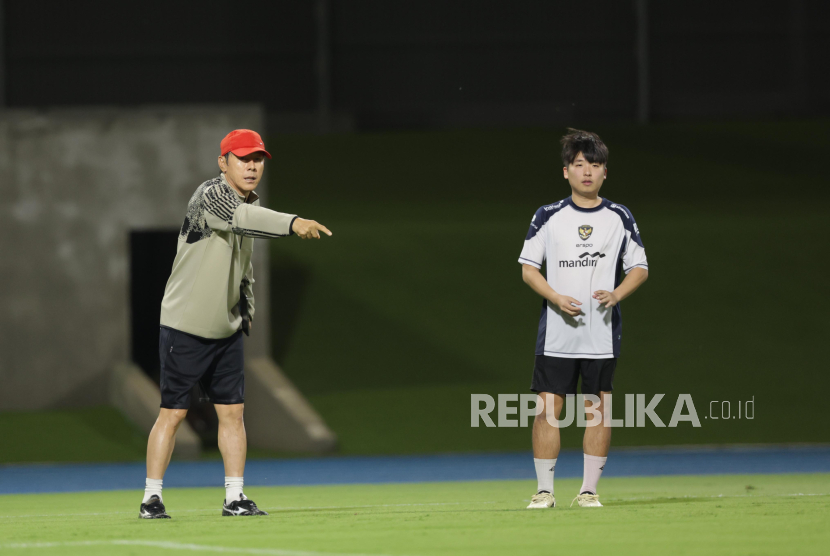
[160,174,296,339]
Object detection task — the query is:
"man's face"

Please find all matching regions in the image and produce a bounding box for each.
[218,152,266,196]
[563,152,607,197]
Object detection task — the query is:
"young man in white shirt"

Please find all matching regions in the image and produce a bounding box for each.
[518,129,648,509]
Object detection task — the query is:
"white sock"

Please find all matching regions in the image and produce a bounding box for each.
[225,476,244,502]
[580,454,607,495]
[143,478,163,503]
[533,458,556,494]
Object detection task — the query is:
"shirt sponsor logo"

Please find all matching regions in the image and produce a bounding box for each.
[544,201,564,211]
[578,225,593,240]
[559,252,606,267]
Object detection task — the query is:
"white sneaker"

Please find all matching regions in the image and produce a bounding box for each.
[571,493,603,507]
[527,491,556,509]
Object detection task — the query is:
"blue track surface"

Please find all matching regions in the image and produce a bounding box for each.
[2,446,829,495]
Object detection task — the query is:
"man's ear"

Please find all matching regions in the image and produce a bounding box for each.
[218,155,227,173]
[563,166,569,179]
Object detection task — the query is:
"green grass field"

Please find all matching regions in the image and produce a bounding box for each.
[2,474,827,555]
[0,407,147,464]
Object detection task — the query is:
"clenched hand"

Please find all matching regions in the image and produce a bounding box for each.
[292,218,333,239]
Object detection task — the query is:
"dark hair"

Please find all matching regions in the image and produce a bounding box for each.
[560,128,608,168]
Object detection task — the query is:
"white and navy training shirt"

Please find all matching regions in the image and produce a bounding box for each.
[518,197,648,359]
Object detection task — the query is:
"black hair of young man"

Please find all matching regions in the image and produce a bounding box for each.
[560,128,609,168]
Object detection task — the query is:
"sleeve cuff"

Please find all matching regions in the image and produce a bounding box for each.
[624,263,649,273]
[288,216,298,236]
[518,257,542,269]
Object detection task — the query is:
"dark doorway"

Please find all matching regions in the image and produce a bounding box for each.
[129,229,219,448]
[130,229,178,382]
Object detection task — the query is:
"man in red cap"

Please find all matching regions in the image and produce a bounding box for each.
[139,129,331,519]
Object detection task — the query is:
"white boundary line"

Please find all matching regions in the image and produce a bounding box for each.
[0,540,403,556]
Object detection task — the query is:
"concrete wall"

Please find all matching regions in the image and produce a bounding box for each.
[0,105,271,410]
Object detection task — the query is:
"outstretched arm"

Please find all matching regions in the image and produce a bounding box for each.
[593,267,648,308]
[205,201,332,240]
[522,264,584,317]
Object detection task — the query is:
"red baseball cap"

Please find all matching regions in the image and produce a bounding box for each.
[220,129,272,159]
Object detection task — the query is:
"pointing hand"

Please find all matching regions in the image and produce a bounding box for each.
[292,218,333,239]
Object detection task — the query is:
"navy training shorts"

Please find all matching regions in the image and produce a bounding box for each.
[158,326,244,409]
[530,355,615,396]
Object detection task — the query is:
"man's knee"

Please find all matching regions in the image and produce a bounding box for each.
[584,392,612,424]
[534,394,562,424]
[158,408,188,423]
[216,403,245,425]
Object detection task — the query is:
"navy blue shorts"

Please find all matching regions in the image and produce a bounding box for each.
[158,326,245,409]
[531,356,616,396]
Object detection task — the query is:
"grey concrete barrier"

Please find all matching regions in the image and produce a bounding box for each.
[244,357,338,454]
[109,361,201,460]
[0,105,265,410]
